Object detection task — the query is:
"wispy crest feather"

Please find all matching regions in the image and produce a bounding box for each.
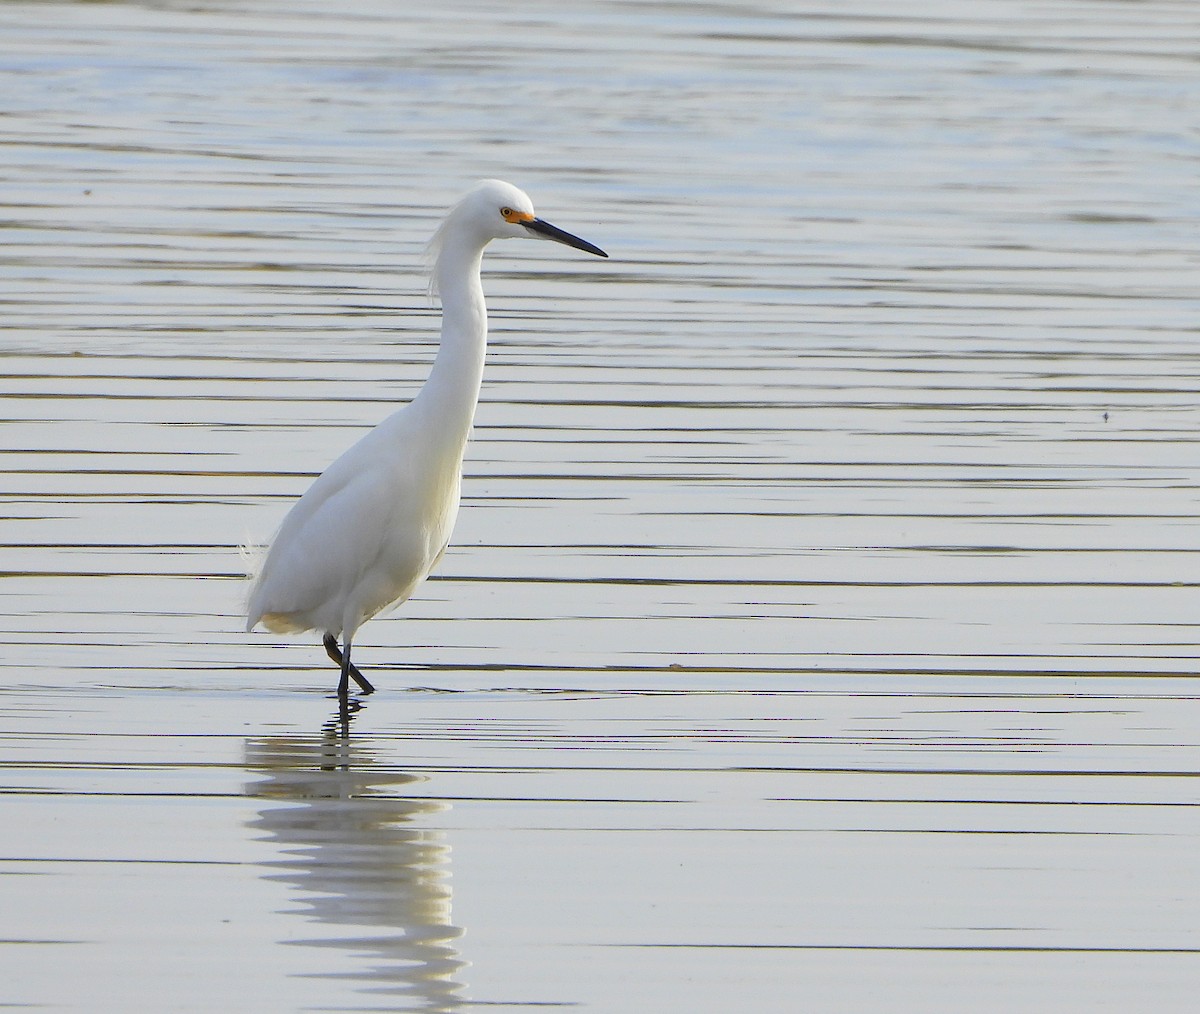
[421,217,447,300]
[421,186,475,299]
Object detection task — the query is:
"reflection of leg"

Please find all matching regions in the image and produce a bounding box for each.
[322,633,376,696]
[335,695,352,735]
[321,693,364,743]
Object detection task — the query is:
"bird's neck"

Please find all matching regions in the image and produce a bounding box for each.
[412,233,489,454]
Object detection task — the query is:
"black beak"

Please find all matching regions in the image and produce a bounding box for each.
[523,217,608,258]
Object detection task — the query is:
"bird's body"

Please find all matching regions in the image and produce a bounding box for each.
[246,407,461,638]
[246,180,606,696]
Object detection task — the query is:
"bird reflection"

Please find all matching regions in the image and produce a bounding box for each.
[244,699,466,1010]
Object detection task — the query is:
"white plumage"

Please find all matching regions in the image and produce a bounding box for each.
[246,180,607,696]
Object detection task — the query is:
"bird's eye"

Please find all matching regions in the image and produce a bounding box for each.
[500,207,514,218]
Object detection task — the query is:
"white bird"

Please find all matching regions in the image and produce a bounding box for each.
[246,180,607,696]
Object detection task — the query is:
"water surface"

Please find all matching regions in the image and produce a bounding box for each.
[1,1,1198,1010]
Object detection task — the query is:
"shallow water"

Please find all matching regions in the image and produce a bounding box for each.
[2,0,1199,1010]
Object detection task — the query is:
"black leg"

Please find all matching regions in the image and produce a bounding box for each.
[342,637,375,694]
[322,633,375,696]
[323,631,341,668]
[336,644,351,698]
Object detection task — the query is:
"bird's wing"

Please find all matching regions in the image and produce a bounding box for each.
[247,424,452,635]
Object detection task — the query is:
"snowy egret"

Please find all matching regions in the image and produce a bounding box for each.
[246,180,607,696]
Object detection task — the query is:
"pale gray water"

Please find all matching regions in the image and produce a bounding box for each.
[2,0,1199,1010]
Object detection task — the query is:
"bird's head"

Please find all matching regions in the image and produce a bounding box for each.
[449,179,608,257]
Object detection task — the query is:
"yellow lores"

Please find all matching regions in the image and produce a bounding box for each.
[246,180,606,697]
